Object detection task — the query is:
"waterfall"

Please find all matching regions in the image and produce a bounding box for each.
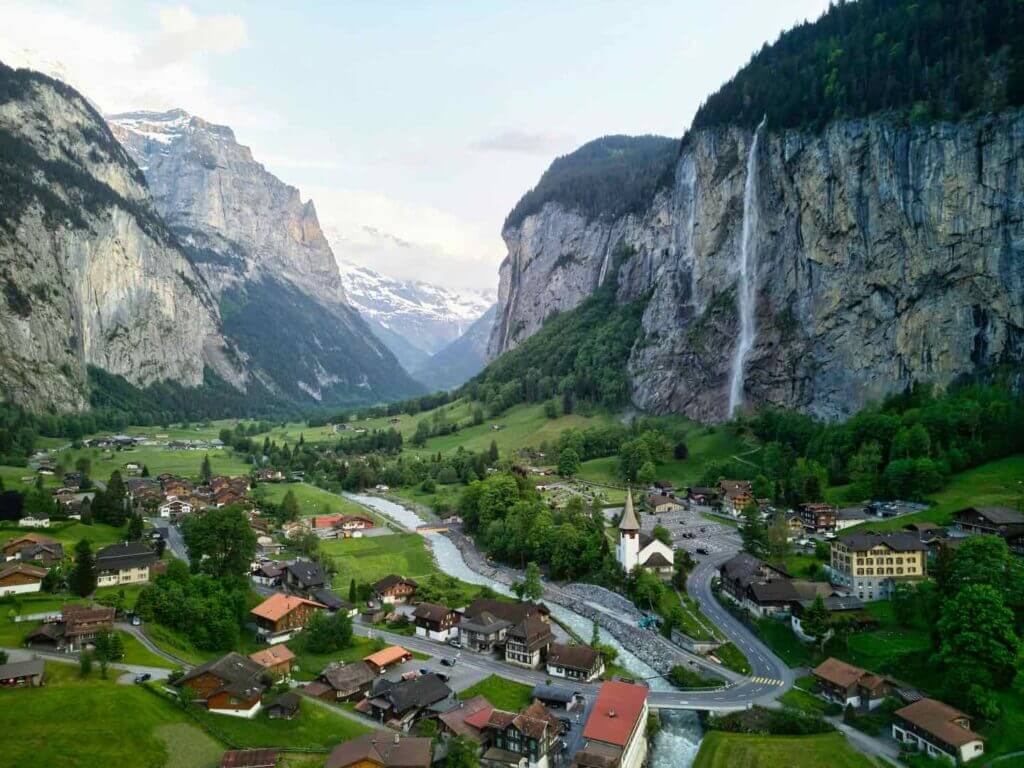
[727,117,766,418]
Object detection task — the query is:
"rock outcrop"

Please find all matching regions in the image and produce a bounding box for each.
[0,64,241,411]
[107,109,422,405]
[488,115,1024,421]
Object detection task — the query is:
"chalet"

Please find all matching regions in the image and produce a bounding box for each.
[504,616,554,669]
[893,698,985,763]
[0,659,45,687]
[478,701,561,768]
[255,468,285,483]
[251,561,284,587]
[159,499,192,519]
[175,653,267,718]
[574,681,649,768]
[95,541,157,587]
[365,645,414,674]
[687,486,718,504]
[250,593,325,643]
[718,553,789,607]
[3,533,58,561]
[372,575,418,604]
[459,598,550,653]
[647,493,683,513]
[324,732,432,768]
[413,603,460,641]
[220,749,279,768]
[439,695,492,744]
[315,661,376,702]
[312,588,357,616]
[954,507,1024,554]
[18,516,50,528]
[283,560,327,596]
[25,604,115,652]
[266,691,300,720]
[800,503,838,533]
[546,643,605,682]
[15,541,64,566]
[334,514,375,537]
[0,562,47,595]
[366,673,453,731]
[812,658,890,710]
[718,480,753,515]
[248,644,295,680]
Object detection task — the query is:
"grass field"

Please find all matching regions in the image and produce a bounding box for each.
[0,663,213,768]
[195,695,371,749]
[255,482,372,519]
[457,675,534,711]
[321,533,436,587]
[848,454,1024,533]
[0,520,126,550]
[693,731,876,768]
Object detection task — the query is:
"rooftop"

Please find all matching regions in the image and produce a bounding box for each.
[582,681,648,747]
[324,732,432,768]
[250,593,325,622]
[896,698,984,747]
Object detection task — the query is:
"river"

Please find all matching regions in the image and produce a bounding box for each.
[344,492,702,767]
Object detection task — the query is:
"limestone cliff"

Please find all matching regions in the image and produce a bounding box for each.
[107,109,421,404]
[0,63,241,411]
[488,114,1024,421]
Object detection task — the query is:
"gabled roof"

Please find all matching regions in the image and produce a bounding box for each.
[0,562,47,581]
[837,531,927,552]
[813,657,867,689]
[250,593,325,622]
[178,652,266,699]
[463,598,549,626]
[955,506,1024,526]
[0,659,44,679]
[248,644,295,668]
[95,541,157,571]
[896,698,984,747]
[641,551,672,568]
[324,732,432,768]
[547,643,600,672]
[531,683,580,704]
[439,695,492,740]
[285,560,326,588]
[321,660,375,691]
[583,681,648,747]
[484,701,560,741]
[412,602,456,622]
[365,645,412,670]
[371,673,452,713]
[311,588,352,612]
[220,749,279,768]
[508,616,554,648]
[373,574,418,593]
[619,491,640,532]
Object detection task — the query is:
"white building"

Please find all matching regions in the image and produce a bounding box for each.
[616,492,675,576]
[893,698,985,764]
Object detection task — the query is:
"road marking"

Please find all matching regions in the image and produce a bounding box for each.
[750,676,785,686]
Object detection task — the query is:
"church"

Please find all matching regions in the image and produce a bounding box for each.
[617,491,675,577]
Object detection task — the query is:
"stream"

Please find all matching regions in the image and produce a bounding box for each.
[344,492,702,767]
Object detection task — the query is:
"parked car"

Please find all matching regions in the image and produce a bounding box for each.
[133,673,151,684]
[696,547,709,555]
[440,657,456,667]
[448,639,462,648]
[130,615,142,626]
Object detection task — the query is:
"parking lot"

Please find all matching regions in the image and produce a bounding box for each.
[640,503,741,557]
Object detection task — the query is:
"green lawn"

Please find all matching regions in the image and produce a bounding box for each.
[255,482,373,520]
[0,663,217,768]
[195,696,371,750]
[59,445,252,483]
[118,630,176,669]
[693,731,876,768]
[321,533,436,587]
[713,642,752,675]
[0,521,126,550]
[290,635,390,680]
[458,675,534,711]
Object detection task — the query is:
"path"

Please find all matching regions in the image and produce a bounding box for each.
[115,621,194,668]
[1,645,172,681]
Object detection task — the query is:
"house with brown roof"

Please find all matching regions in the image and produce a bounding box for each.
[574,681,649,768]
[412,602,460,641]
[334,514,375,537]
[220,749,279,768]
[458,598,550,654]
[646,493,683,513]
[717,552,796,617]
[175,652,267,718]
[250,593,325,643]
[365,645,414,674]
[372,575,418,604]
[546,643,605,683]
[893,698,985,763]
[0,562,47,595]
[248,644,295,680]
[718,479,753,515]
[266,691,301,720]
[954,506,1024,555]
[504,616,554,669]
[812,657,890,710]
[26,604,117,653]
[365,673,453,731]
[478,701,562,768]
[439,695,492,744]
[800,503,838,533]
[2,533,58,560]
[324,731,432,768]
[314,660,376,702]
[0,659,45,687]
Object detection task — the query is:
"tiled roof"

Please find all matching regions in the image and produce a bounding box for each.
[896,698,984,747]
[547,643,600,672]
[582,681,648,747]
[365,645,412,670]
[248,644,295,668]
[813,657,867,689]
[838,531,927,552]
[250,593,325,622]
[324,732,432,768]
[955,506,1024,525]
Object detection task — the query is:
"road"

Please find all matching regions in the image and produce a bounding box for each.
[147,517,187,561]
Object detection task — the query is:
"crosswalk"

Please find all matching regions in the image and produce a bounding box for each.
[750,676,785,686]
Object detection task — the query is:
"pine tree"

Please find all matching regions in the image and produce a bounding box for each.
[70,539,97,597]
[200,454,212,484]
[127,514,143,541]
[488,439,499,464]
[349,578,356,603]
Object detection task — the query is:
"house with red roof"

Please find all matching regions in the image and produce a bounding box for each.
[574,681,649,768]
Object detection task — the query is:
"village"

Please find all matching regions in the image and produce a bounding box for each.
[4,432,1023,768]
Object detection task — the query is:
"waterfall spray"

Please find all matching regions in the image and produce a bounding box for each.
[727,117,766,418]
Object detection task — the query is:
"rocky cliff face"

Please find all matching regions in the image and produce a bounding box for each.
[0,64,241,411]
[108,109,421,404]
[489,114,1024,421]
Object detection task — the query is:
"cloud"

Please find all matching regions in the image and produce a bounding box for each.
[140,5,248,69]
[471,129,573,156]
[308,185,505,293]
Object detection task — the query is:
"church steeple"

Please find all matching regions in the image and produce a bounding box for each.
[619,489,639,532]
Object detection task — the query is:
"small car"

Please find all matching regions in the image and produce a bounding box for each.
[440,657,456,667]
[133,673,151,684]
[448,639,462,648]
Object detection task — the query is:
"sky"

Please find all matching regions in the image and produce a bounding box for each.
[0,0,832,293]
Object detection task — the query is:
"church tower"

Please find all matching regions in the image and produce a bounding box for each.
[617,490,640,572]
